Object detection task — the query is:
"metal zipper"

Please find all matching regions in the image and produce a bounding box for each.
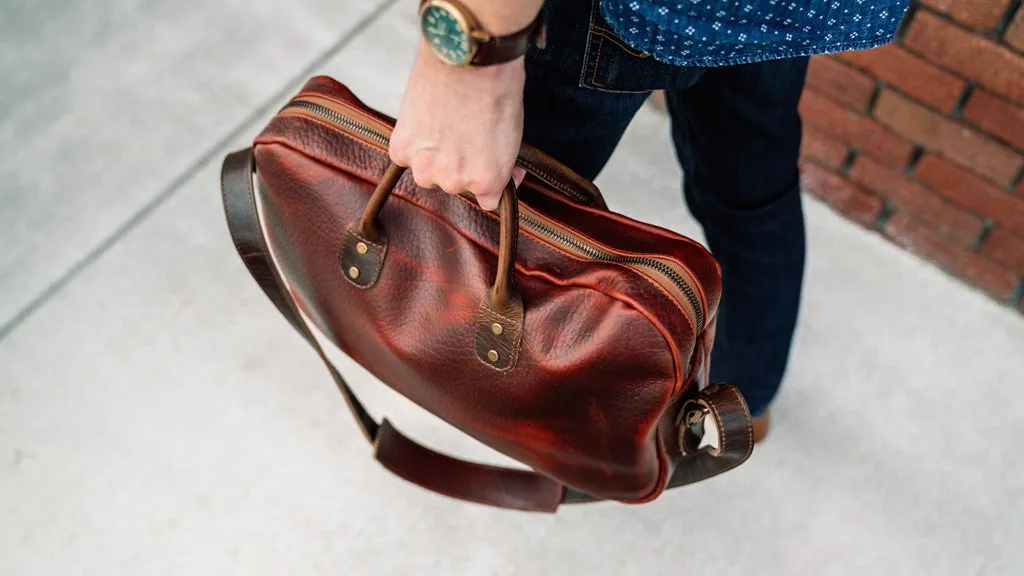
[278,97,705,331]
[517,158,594,205]
[283,100,595,206]
[518,209,703,331]
[282,99,391,147]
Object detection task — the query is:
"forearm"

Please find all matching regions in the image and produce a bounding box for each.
[392,1,538,208]
[455,0,543,35]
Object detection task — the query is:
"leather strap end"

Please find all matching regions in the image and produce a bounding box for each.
[373,419,563,513]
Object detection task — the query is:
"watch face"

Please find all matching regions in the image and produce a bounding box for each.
[421,1,474,65]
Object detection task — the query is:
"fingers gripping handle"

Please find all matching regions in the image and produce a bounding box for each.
[353,162,521,309]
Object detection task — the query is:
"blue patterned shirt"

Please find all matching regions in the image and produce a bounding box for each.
[600,0,911,67]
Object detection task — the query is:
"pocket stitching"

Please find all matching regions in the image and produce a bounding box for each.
[591,28,650,57]
[587,35,655,94]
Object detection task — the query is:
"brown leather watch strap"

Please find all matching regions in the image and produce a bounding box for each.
[472,13,545,66]
[221,147,752,512]
[419,0,545,67]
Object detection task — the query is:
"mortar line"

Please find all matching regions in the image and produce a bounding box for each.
[0,0,399,343]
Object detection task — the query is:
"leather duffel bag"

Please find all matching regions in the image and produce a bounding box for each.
[220,76,753,512]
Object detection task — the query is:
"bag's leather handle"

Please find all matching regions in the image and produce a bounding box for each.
[354,162,520,310]
[221,147,753,512]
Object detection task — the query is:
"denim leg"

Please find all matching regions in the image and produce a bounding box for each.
[522,69,647,181]
[522,0,662,179]
[665,57,809,416]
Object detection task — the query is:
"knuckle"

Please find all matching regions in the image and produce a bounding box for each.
[410,159,435,189]
[467,174,506,197]
[388,147,408,167]
[440,176,469,195]
[434,161,469,194]
[387,131,410,164]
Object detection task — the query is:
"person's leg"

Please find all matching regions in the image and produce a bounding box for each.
[522,0,702,179]
[665,57,810,418]
[521,1,647,179]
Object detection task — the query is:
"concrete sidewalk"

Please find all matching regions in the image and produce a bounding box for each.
[2,1,1022,574]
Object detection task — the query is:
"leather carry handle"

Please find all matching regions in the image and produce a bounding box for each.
[221,148,753,512]
[355,162,520,309]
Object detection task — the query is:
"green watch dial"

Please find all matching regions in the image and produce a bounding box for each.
[422,3,474,65]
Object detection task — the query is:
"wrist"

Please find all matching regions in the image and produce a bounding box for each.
[417,39,525,79]
[456,0,543,35]
[419,0,543,67]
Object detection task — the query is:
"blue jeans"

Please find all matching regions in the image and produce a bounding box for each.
[522,0,808,416]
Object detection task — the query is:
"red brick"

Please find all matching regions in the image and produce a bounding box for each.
[873,89,1024,184]
[915,153,1024,236]
[799,90,914,168]
[962,89,1024,151]
[982,227,1024,273]
[805,56,877,111]
[904,11,1024,102]
[917,0,1011,31]
[850,156,984,242]
[799,161,883,227]
[836,45,966,112]
[801,128,849,170]
[884,212,1020,298]
[1005,6,1024,53]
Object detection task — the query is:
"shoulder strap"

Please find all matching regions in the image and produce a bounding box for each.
[220,148,752,512]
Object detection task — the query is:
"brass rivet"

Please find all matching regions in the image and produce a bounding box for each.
[491,323,503,336]
[348,266,360,279]
[487,350,499,363]
[356,242,368,255]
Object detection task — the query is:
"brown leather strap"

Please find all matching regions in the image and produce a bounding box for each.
[355,162,521,310]
[667,383,754,488]
[220,147,752,511]
[472,13,546,66]
[561,384,753,503]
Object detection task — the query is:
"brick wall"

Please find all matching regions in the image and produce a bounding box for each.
[800,1,1024,312]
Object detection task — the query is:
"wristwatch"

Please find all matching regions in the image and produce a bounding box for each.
[419,0,546,67]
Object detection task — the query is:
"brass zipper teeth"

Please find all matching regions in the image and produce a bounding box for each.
[279,98,705,331]
[518,210,703,331]
[282,100,390,147]
[517,158,593,206]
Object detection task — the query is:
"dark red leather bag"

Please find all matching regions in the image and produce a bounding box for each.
[221,76,753,512]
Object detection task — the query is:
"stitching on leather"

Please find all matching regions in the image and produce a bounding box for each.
[722,385,753,457]
[342,229,387,290]
[476,302,522,372]
[735,387,754,457]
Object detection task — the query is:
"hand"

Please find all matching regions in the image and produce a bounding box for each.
[389,40,527,211]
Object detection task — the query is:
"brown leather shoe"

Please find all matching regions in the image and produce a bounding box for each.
[752,409,771,443]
